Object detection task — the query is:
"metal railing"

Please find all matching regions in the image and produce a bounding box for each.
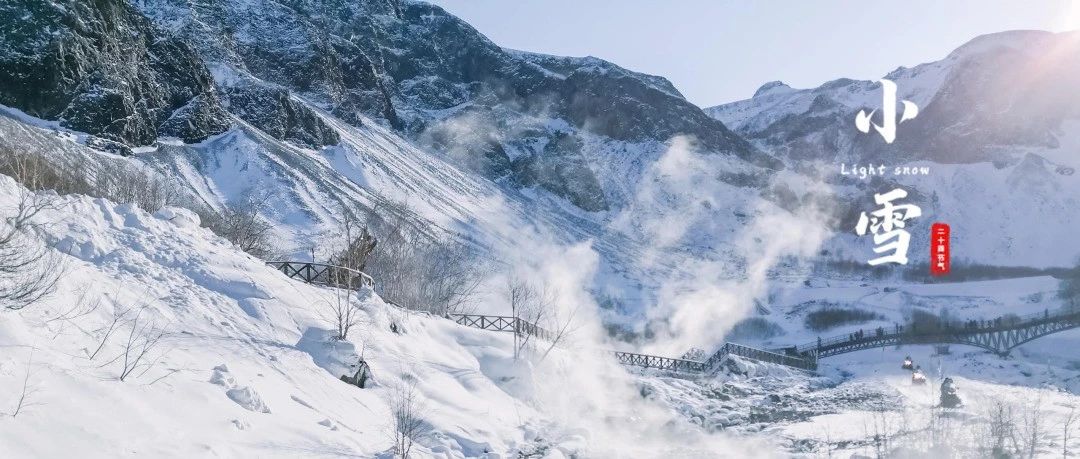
[613,351,708,373]
[705,342,818,371]
[795,307,1080,359]
[449,313,816,373]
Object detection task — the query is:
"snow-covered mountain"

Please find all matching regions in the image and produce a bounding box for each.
[1,0,777,213]
[0,0,818,338]
[6,1,1080,456]
[708,30,1080,268]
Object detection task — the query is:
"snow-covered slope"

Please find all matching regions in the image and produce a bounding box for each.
[0,0,814,340]
[0,92,815,348]
[0,176,796,457]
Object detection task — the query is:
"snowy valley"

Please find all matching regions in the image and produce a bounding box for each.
[2,0,1080,458]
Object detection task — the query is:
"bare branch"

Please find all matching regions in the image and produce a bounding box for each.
[4,348,42,418]
[0,187,64,310]
[390,378,430,458]
[204,189,276,259]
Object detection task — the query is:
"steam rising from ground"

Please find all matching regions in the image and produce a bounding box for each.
[458,134,835,456]
[470,214,781,457]
[611,136,833,355]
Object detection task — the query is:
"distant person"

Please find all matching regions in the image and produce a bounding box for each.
[940,377,961,407]
[911,366,927,385]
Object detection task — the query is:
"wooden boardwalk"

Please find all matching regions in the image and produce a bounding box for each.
[267,260,816,373]
[267,260,1080,374]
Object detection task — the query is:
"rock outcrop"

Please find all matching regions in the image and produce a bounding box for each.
[0,0,230,145]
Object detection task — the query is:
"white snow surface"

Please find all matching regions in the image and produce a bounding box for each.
[0,176,785,458]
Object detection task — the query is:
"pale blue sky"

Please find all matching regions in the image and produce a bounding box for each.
[429,0,1077,107]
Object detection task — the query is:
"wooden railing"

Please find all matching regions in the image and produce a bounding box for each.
[448,313,815,373]
[266,260,814,373]
[448,314,557,341]
[613,351,708,373]
[267,261,375,290]
[266,259,1080,374]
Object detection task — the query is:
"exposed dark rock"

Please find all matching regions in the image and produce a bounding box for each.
[340,360,371,388]
[415,106,512,179]
[0,0,229,145]
[512,133,608,211]
[159,94,231,143]
[223,83,339,148]
[5,0,776,211]
[133,0,773,210]
[84,136,134,157]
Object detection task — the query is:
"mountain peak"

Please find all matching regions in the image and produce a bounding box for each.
[947,29,1059,60]
[753,80,792,98]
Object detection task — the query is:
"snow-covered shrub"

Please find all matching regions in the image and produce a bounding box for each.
[0,142,279,261]
[804,306,883,331]
[202,192,276,260]
[0,179,61,309]
[725,317,785,341]
[0,141,199,215]
[1059,262,1080,309]
[364,201,485,316]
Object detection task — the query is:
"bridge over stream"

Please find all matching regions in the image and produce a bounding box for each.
[268,261,1080,375]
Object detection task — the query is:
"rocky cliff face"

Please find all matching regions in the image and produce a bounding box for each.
[0,0,230,145]
[1,0,774,213]
[130,0,773,211]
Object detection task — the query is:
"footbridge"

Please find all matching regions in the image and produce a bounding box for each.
[268,260,808,374]
[448,313,814,373]
[268,260,1080,375]
[794,307,1080,360]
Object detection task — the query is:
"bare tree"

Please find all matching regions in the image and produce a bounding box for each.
[43,288,101,339]
[506,276,552,360]
[3,348,41,418]
[0,187,63,310]
[390,379,430,458]
[317,208,378,341]
[1064,406,1077,459]
[1018,396,1045,458]
[504,275,578,363]
[416,239,483,315]
[508,276,538,360]
[95,306,169,382]
[205,191,276,259]
[87,305,133,360]
[536,299,579,364]
[329,207,377,273]
[983,397,1017,458]
[322,284,364,341]
[365,201,484,315]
